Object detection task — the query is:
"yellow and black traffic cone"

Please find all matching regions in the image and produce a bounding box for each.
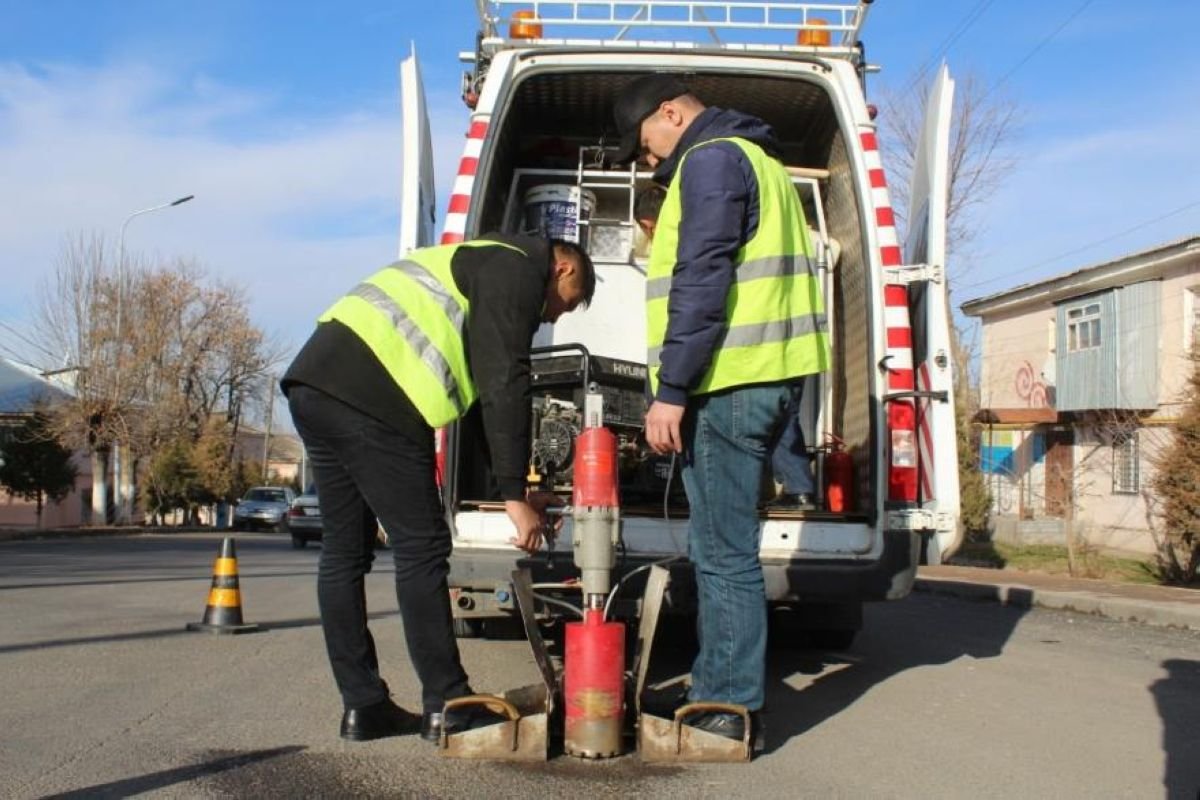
[186,537,261,634]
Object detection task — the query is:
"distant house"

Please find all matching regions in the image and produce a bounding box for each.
[961,236,1200,554]
[232,426,305,490]
[0,358,91,527]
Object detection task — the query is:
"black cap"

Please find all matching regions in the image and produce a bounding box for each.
[611,74,690,165]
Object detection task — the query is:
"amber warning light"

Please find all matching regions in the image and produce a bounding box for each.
[797,18,831,47]
[509,10,544,39]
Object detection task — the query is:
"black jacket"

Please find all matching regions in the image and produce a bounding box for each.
[650,106,784,405]
[282,234,551,500]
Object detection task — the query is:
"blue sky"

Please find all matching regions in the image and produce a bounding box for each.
[2,0,1199,376]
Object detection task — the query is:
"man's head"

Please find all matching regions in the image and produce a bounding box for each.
[612,74,706,168]
[542,239,595,323]
[634,184,667,240]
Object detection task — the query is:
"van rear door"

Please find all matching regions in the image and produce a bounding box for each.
[902,63,961,562]
[399,46,436,255]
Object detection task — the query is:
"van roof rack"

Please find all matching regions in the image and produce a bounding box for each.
[474,1,872,59]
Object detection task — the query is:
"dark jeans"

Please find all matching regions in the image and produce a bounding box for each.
[770,375,816,495]
[287,384,469,712]
[682,382,798,711]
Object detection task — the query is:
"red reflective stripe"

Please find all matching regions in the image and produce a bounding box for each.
[447,194,470,214]
[869,169,887,188]
[887,327,912,348]
[459,157,478,176]
[888,368,915,390]
[468,120,488,139]
[441,232,465,244]
[880,246,902,266]
[876,207,896,227]
[884,284,908,305]
[860,131,879,151]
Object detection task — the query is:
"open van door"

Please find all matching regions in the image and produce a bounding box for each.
[399,46,436,256]
[903,63,961,563]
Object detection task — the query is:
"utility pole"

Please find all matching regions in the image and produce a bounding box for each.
[261,377,274,483]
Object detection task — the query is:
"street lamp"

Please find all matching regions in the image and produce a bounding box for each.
[114,194,194,355]
[111,194,194,525]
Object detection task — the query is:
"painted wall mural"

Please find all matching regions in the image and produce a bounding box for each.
[1014,360,1050,408]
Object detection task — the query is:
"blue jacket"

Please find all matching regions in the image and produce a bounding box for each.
[650,107,784,405]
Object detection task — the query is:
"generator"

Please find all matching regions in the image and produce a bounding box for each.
[527,345,685,509]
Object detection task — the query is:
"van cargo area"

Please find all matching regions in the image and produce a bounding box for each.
[447,68,878,526]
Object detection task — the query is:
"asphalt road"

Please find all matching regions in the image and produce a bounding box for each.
[2,532,1198,799]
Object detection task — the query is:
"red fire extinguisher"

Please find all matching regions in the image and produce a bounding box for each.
[824,434,854,513]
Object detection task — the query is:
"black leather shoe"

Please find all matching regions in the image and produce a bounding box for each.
[420,703,510,743]
[764,492,816,511]
[685,710,766,752]
[340,698,421,741]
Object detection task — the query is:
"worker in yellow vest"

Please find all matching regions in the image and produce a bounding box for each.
[283,235,594,744]
[614,75,830,749]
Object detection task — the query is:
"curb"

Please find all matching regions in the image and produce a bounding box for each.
[914,577,1200,632]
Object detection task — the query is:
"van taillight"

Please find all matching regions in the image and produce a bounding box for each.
[888,401,918,503]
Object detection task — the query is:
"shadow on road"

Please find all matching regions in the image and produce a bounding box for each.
[37,746,304,799]
[641,592,1026,755]
[0,610,400,655]
[758,595,1024,752]
[1152,658,1200,799]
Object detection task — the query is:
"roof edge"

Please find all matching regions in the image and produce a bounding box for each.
[961,235,1200,318]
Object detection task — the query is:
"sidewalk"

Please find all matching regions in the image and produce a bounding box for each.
[917,564,1200,632]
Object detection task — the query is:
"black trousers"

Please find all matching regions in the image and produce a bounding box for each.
[287,384,470,712]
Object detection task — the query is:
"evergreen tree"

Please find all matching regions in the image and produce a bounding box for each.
[0,413,79,527]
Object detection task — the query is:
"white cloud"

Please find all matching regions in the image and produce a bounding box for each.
[0,60,471,361]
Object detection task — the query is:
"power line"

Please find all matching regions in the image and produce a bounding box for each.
[957,199,1200,294]
[984,0,1097,100]
[903,0,996,95]
[0,320,56,362]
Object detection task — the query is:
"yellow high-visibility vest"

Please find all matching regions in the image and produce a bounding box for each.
[319,239,526,427]
[646,136,830,395]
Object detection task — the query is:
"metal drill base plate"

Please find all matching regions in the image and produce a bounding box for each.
[638,703,753,763]
[439,686,549,761]
[440,569,556,761]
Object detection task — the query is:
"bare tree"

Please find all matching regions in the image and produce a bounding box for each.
[33,233,119,523]
[32,234,284,524]
[119,259,285,516]
[878,70,1021,266]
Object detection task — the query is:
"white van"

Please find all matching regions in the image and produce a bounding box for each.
[399,1,960,647]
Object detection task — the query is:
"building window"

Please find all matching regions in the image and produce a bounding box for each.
[1112,431,1139,494]
[1067,302,1102,352]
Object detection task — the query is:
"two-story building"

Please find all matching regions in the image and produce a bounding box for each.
[0,357,91,528]
[961,236,1200,555]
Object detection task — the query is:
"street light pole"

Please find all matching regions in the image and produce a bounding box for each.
[110,194,194,525]
[115,194,194,363]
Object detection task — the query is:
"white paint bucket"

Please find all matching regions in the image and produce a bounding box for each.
[522,184,596,244]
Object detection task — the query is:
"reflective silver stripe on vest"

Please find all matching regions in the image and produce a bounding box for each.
[645,253,815,300]
[387,260,466,331]
[647,313,828,365]
[349,282,465,415]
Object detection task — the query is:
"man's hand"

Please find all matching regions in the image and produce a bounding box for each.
[505,499,545,555]
[644,400,685,455]
[526,491,565,535]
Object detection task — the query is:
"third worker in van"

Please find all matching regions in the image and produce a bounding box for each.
[613,74,831,746]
